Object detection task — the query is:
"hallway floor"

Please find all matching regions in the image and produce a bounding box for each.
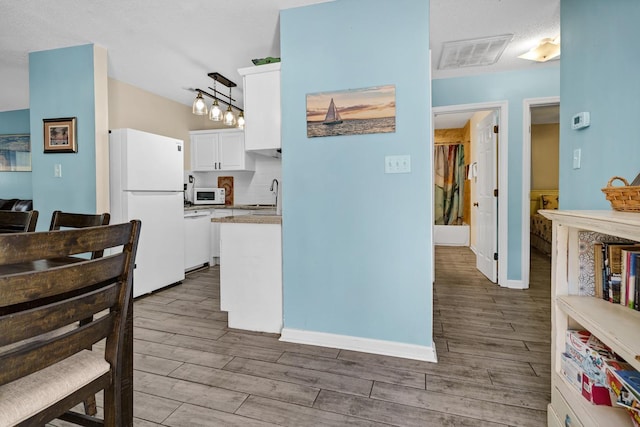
[52,246,551,426]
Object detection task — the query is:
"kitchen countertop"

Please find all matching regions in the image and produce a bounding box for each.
[184,204,275,212]
[212,215,282,225]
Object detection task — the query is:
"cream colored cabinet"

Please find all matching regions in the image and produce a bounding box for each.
[541,210,640,427]
[190,129,254,171]
[238,63,281,155]
[209,209,254,264]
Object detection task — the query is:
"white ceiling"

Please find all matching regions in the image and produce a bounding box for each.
[0,0,560,113]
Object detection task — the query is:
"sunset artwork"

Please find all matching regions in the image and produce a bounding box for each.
[306,85,396,138]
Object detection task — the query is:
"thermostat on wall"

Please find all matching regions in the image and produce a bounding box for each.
[571,112,590,130]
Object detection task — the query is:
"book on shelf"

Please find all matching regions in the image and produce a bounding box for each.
[597,242,640,305]
[621,249,640,308]
[594,243,604,299]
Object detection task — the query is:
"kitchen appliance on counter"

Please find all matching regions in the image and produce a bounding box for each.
[193,187,225,205]
[110,128,185,298]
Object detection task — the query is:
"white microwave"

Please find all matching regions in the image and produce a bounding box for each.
[193,187,226,205]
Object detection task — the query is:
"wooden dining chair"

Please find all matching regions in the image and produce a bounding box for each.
[50,210,111,258]
[0,210,38,233]
[49,210,111,416]
[0,220,141,426]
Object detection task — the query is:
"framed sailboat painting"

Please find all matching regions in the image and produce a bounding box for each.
[306,85,396,138]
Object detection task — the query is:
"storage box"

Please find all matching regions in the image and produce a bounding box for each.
[561,352,583,392]
[566,330,615,386]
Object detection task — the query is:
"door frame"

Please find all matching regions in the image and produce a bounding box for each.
[521,96,560,288]
[433,100,508,287]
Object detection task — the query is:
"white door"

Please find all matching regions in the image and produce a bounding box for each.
[475,112,498,282]
[126,191,185,297]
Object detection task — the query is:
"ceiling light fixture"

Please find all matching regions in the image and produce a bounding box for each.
[208,78,223,122]
[192,92,208,115]
[518,36,560,62]
[223,86,236,126]
[192,72,244,128]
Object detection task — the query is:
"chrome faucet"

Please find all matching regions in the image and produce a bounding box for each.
[270,179,280,214]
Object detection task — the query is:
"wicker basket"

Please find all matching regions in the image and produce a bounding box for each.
[601,176,640,212]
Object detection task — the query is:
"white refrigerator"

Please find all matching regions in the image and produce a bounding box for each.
[109,128,185,297]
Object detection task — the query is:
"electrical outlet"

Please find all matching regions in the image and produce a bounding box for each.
[188,175,194,183]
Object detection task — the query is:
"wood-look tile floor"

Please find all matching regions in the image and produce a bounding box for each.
[52,246,551,427]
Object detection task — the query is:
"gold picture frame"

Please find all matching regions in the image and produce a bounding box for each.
[43,117,77,153]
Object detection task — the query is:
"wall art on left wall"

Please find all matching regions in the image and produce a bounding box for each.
[43,117,77,153]
[0,134,31,171]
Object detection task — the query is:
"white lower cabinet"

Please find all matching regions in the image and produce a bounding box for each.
[219,221,282,333]
[184,209,211,272]
[209,209,253,265]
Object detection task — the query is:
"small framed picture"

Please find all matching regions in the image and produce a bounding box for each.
[43,117,77,153]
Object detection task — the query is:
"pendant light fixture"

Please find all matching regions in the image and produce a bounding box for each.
[208,79,223,121]
[223,86,235,126]
[191,72,244,128]
[192,92,208,115]
[237,111,245,129]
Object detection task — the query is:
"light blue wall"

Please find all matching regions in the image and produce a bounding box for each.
[29,45,97,230]
[432,67,560,280]
[0,109,32,198]
[280,0,432,346]
[560,0,640,209]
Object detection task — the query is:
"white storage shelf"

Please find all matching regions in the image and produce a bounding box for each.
[541,209,640,427]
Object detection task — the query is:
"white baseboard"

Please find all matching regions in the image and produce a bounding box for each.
[505,279,528,290]
[280,328,438,362]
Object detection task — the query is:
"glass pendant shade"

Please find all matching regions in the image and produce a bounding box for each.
[224,105,235,126]
[237,111,245,129]
[209,99,223,121]
[192,93,208,115]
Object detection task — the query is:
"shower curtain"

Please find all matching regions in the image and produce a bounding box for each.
[434,144,465,225]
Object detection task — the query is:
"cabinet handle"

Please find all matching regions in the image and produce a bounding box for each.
[564,414,572,427]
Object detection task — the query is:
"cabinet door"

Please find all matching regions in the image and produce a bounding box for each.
[218,131,245,170]
[243,68,281,151]
[191,133,219,171]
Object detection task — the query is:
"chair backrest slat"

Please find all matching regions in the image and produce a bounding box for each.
[0,313,114,386]
[0,284,118,347]
[0,224,131,265]
[49,211,111,259]
[0,253,126,307]
[0,210,38,233]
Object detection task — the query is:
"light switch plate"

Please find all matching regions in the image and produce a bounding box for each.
[385,155,411,174]
[572,149,581,169]
[54,163,62,178]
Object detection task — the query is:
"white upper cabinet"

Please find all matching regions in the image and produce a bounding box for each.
[238,63,281,155]
[190,129,254,171]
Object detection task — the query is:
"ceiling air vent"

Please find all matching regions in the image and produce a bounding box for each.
[438,34,514,70]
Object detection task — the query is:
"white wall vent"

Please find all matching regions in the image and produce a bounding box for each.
[438,34,513,70]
